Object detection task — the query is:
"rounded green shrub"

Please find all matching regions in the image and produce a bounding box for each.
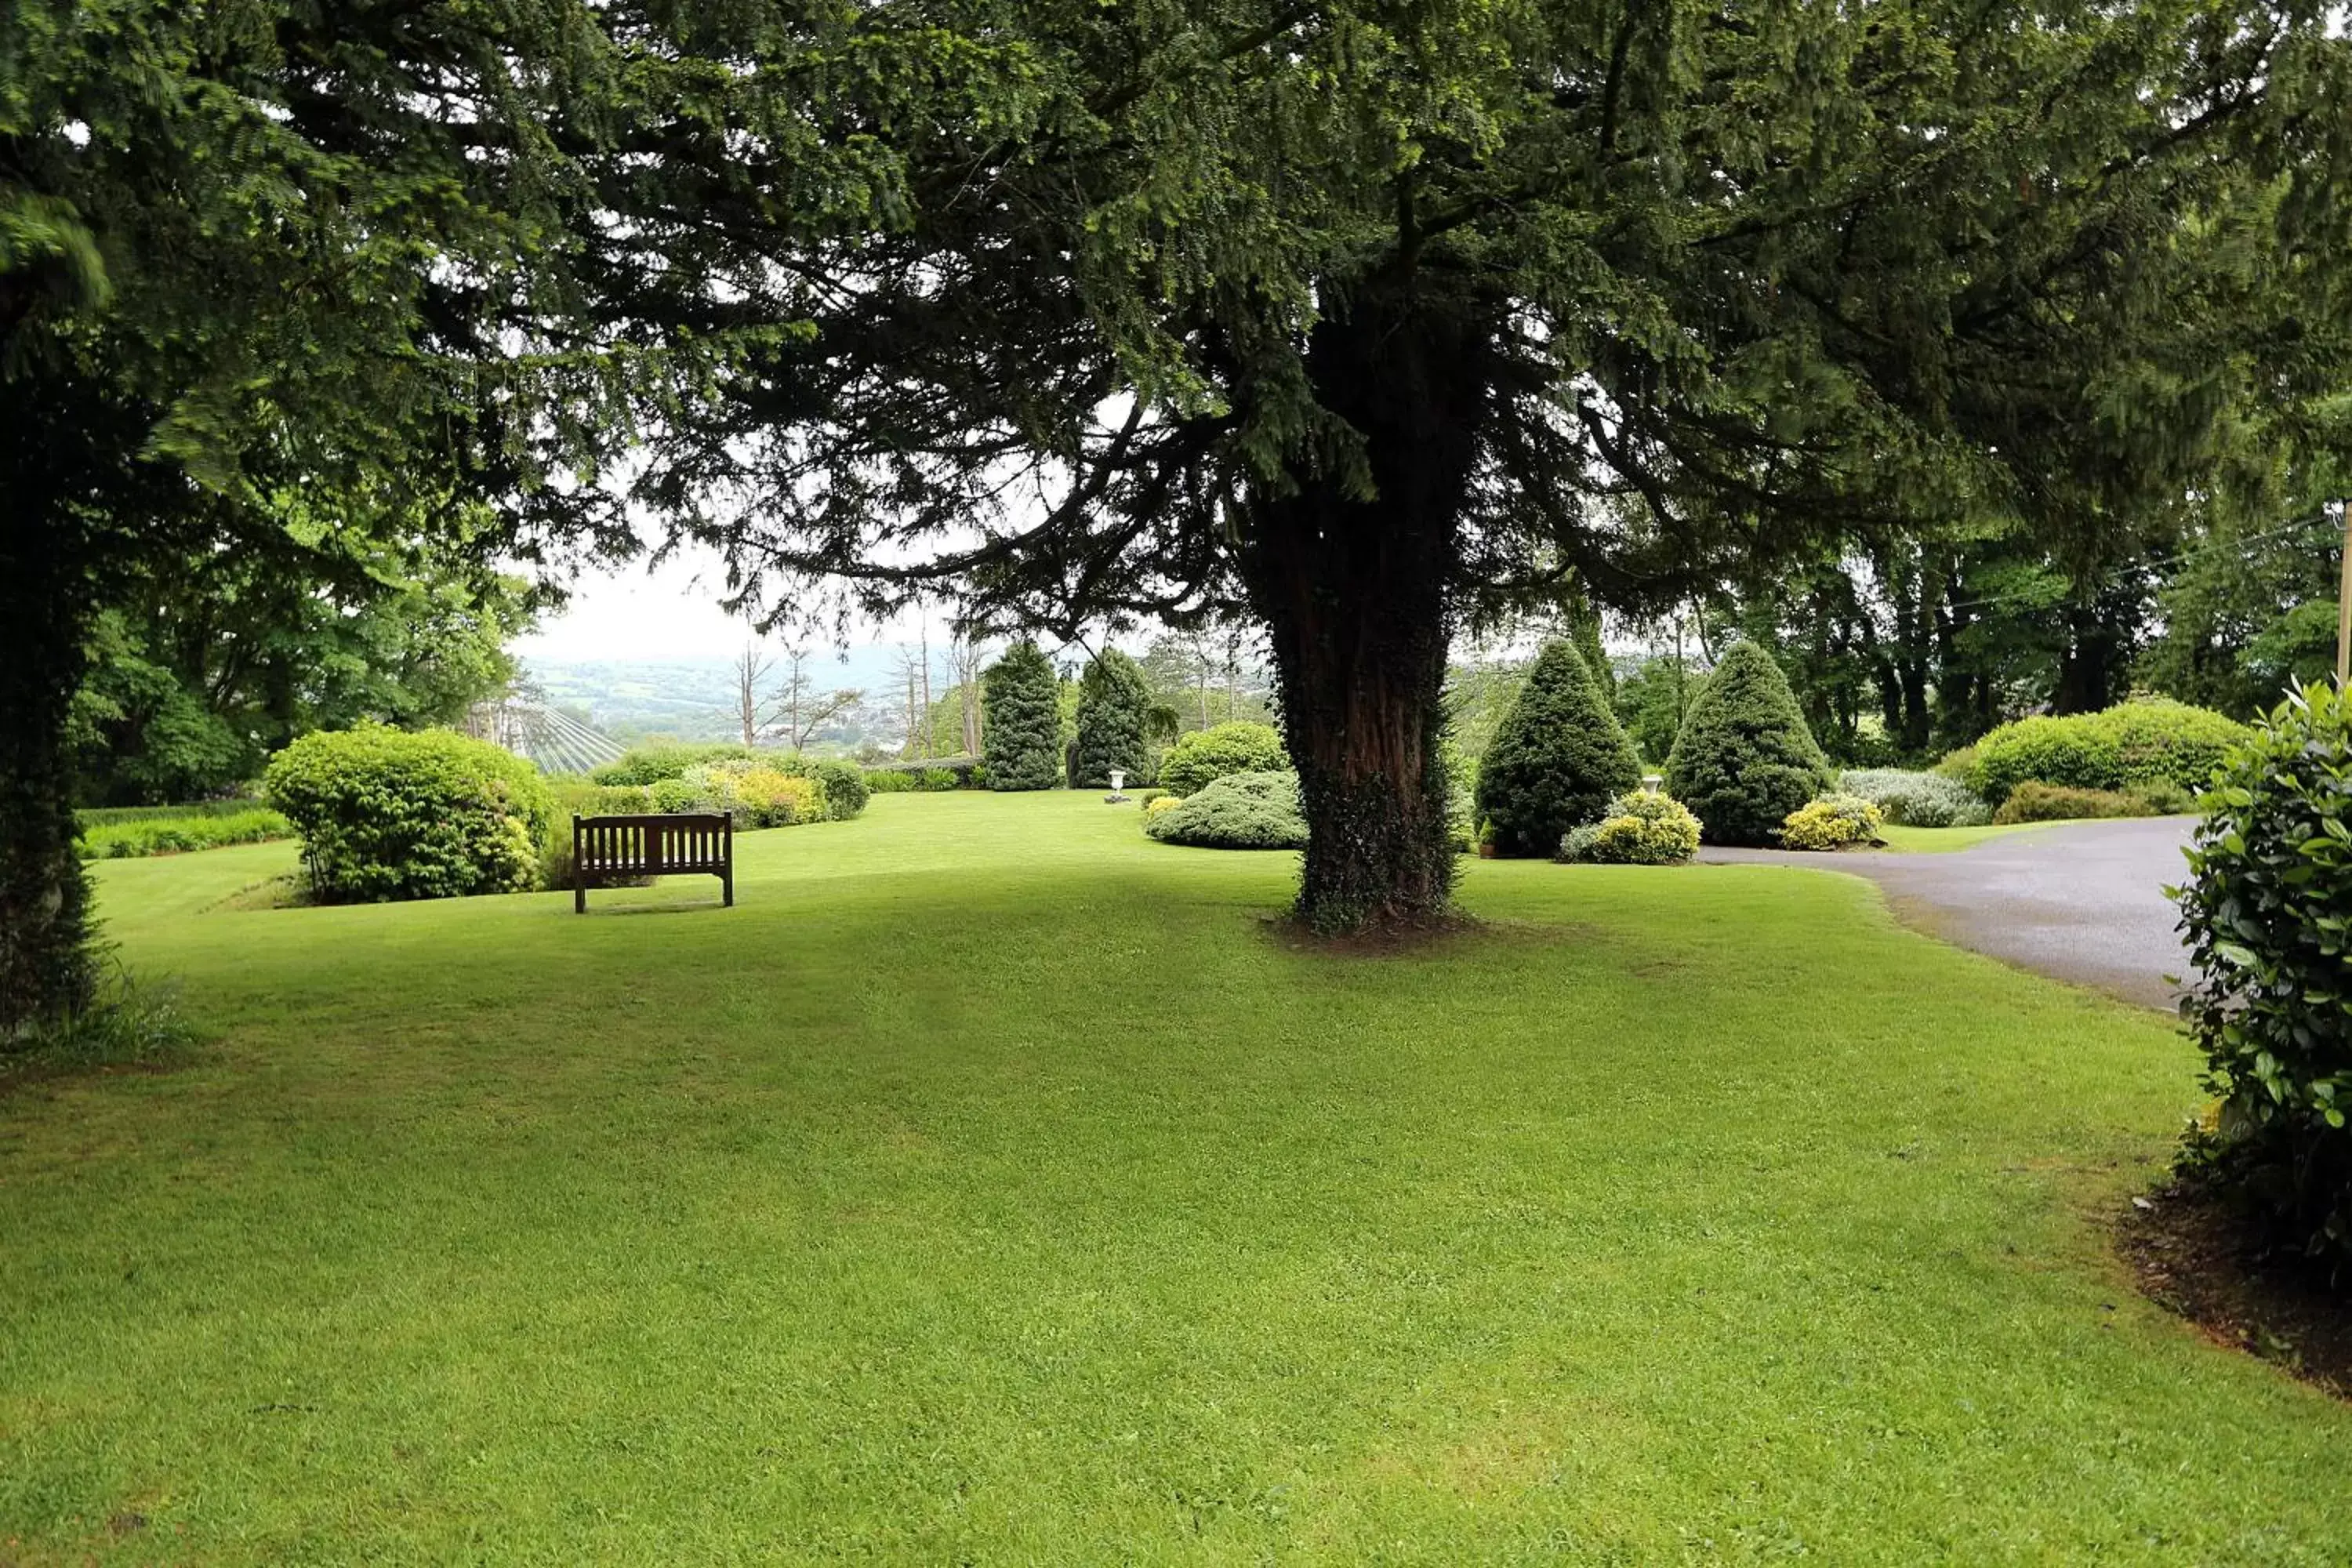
[1838,768,1992,828]
[1557,790,1700,865]
[982,642,1065,790]
[2176,681,2352,1269]
[1968,699,2249,807]
[1663,642,1830,847]
[1070,649,1154,788]
[1158,721,1288,797]
[264,724,552,902]
[1780,793,1886,850]
[1473,640,1642,858]
[808,760,869,819]
[1141,770,1307,849]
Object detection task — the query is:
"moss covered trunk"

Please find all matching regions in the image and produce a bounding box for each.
[0,501,97,1038]
[1238,286,1492,932]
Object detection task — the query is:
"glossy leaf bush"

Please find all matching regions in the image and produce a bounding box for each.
[2176,681,2352,1269]
[1156,723,1289,797]
[1969,699,2249,808]
[265,724,553,902]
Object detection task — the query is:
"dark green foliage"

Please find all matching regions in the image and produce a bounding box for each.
[1614,658,1709,766]
[810,761,869,820]
[1664,644,1831,848]
[1991,782,2158,824]
[982,643,1062,791]
[865,757,985,791]
[264,725,553,902]
[1071,650,1153,788]
[1157,723,1290,797]
[590,743,756,787]
[1473,641,1641,858]
[1969,700,2252,807]
[2176,682,2352,1272]
[1141,771,1308,850]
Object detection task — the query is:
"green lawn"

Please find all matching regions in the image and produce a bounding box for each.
[5,792,2347,1563]
[1875,820,2056,853]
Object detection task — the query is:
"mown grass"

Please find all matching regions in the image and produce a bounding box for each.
[1875,820,2056,854]
[5,793,2348,1563]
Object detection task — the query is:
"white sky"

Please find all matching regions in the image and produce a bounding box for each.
[517,545,936,663]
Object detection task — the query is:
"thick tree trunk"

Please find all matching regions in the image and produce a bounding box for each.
[2053,605,2121,713]
[0,509,98,1039]
[1236,284,1493,931]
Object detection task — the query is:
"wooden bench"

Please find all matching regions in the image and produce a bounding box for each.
[572,813,733,912]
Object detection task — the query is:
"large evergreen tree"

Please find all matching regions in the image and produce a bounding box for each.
[1071,650,1153,788]
[982,642,1065,790]
[1665,643,1832,847]
[568,0,2350,931]
[1475,641,1642,858]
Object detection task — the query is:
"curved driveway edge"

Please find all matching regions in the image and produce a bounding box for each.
[1698,817,2199,1011]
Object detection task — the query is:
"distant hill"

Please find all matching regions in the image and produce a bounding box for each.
[524,650,916,748]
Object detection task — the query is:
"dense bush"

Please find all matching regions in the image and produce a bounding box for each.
[1967,699,2249,806]
[1557,790,1701,865]
[867,755,984,789]
[1473,640,1642,858]
[2176,681,2352,1270]
[862,767,916,793]
[1838,768,1993,828]
[1780,793,1886,850]
[547,781,658,817]
[810,760,869,818]
[1663,641,1830,846]
[265,724,554,902]
[1991,782,2157,823]
[75,798,267,828]
[590,742,753,786]
[76,808,291,860]
[1071,649,1154,787]
[1141,770,1308,849]
[1157,721,1288,797]
[982,641,1065,789]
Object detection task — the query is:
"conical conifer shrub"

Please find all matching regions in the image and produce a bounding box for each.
[1472,640,1642,858]
[982,641,1064,790]
[1663,641,1829,845]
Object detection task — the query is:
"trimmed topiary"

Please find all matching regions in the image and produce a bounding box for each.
[1472,640,1642,858]
[2176,681,2352,1270]
[1158,721,1289,797]
[1663,641,1830,847]
[264,723,553,902]
[1140,770,1308,849]
[981,641,1064,790]
[1071,649,1153,787]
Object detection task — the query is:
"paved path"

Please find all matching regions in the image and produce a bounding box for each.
[1700,817,2199,1010]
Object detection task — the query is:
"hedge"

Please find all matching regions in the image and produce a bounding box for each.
[1965,699,2250,807]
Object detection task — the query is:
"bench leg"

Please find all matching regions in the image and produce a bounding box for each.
[575,875,586,914]
[722,870,734,909]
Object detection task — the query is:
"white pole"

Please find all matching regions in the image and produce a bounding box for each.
[2337,497,2351,689]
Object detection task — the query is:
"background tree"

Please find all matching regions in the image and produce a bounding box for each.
[1474,642,1642,858]
[1070,649,1153,787]
[584,0,2349,931]
[774,646,862,751]
[733,644,776,748]
[981,642,1064,790]
[1665,644,1832,848]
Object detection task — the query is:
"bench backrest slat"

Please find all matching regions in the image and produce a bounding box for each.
[572,813,735,910]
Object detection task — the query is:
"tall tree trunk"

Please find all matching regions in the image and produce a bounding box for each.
[1236,283,1491,931]
[2053,604,2119,713]
[0,507,98,1038]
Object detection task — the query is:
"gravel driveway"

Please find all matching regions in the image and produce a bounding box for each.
[1700,816,2201,1010]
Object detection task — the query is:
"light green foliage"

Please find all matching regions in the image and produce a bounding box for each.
[263,724,552,902]
[1969,700,2252,806]
[76,809,290,861]
[2177,681,2352,1266]
[1140,770,1306,850]
[1613,657,1708,766]
[1838,770,1993,829]
[1156,722,1288,797]
[982,642,1063,791]
[17,796,2352,1557]
[1474,641,1642,858]
[591,743,757,787]
[1557,791,1700,866]
[1664,643,1831,847]
[1780,793,1887,851]
[1991,782,2158,825]
[1071,649,1153,787]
